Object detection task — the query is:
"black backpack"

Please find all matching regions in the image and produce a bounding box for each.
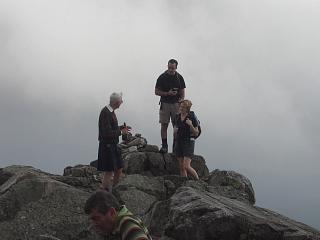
[189,111,201,139]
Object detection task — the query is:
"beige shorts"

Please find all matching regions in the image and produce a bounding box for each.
[159,102,179,124]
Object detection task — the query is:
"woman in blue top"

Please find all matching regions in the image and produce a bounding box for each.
[173,99,199,180]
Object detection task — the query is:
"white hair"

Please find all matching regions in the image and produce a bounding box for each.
[109,92,123,104]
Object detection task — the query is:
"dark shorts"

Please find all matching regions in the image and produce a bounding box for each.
[97,142,124,172]
[174,139,195,158]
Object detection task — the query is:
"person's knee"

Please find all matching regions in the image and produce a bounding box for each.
[114,168,122,176]
[161,123,169,130]
[180,163,185,170]
[183,158,191,167]
[104,171,113,177]
[181,160,187,169]
[103,171,113,182]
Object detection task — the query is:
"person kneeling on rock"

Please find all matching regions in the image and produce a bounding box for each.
[173,99,199,180]
[85,191,152,240]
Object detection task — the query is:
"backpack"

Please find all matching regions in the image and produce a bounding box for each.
[189,111,201,139]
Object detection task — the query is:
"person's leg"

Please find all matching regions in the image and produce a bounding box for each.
[161,123,169,148]
[113,168,123,186]
[181,158,188,177]
[185,157,199,180]
[159,103,170,153]
[177,157,185,177]
[102,171,114,191]
[102,144,121,192]
[170,103,180,152]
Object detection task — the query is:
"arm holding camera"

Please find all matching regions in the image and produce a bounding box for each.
[155,88,178,96]
[178,88,185,101]
[120,122,131,134]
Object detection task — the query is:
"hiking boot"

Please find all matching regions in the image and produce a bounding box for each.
[159,146,168,154]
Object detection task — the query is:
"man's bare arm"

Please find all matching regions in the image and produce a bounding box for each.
[155,88,167,97]
[178,88,185,101]
[155,88,177,97]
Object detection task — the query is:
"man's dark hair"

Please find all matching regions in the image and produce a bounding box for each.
[168,59,178,66]
[84,191,120,214]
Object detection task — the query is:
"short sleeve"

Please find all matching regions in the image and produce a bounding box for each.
[155,75,163,90]
[179,75,186,89]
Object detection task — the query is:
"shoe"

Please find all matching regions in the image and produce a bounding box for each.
[159,146,168,154]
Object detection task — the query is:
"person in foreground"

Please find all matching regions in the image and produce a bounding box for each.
[155,59,186,153]
[84,191,152,240]
[173,99,199,180]
[98,92,130,192]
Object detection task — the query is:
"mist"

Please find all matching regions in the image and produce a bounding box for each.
[0,0,319,229]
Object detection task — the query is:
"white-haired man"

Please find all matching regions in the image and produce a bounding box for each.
[97,92,129,192]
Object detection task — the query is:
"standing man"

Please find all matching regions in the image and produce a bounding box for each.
[155,59,186,153]
[98,92,129,192]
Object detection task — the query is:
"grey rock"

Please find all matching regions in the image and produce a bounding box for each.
[121,146,138,157]
[57,165,101,191]
[146,153,209,178]
[144,200,171,238]
[115,174,166,200]
[0,166,100,240]
[146,152,168,176]
[63,164,98,177]
[189,155,210,178]
[125,138,147,148]
[119,134,147,150]
[114,174,166,218]
[160,154,180,176]
[163,187,319,240]
[206,169,255,204]
[0,168,13,186]
[159,237,176,240]
[1,147,319,240]
[114,186,156,218]
[123,152,147,174]
[139,144,160,153]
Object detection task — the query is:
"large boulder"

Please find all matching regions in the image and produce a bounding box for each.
[0,166,100,240]
[139,144,159,153]
[123,152,148,175]
[55,165,101,191]
[145,152,169,176]
[84,138,210,180]
[113,174,166,217]
[145,152,209,178]
[152,187,320,240]
[189,155,210,178]
[206,169,255,204]
[1,137,319,240]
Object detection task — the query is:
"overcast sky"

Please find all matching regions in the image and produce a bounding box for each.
[0,0,319,230]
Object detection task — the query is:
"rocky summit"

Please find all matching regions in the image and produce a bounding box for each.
[0,134,319,240]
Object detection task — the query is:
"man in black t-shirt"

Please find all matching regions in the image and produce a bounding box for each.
[155,59,186,153]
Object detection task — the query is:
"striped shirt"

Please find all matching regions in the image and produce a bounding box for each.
[113,205,152,240]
